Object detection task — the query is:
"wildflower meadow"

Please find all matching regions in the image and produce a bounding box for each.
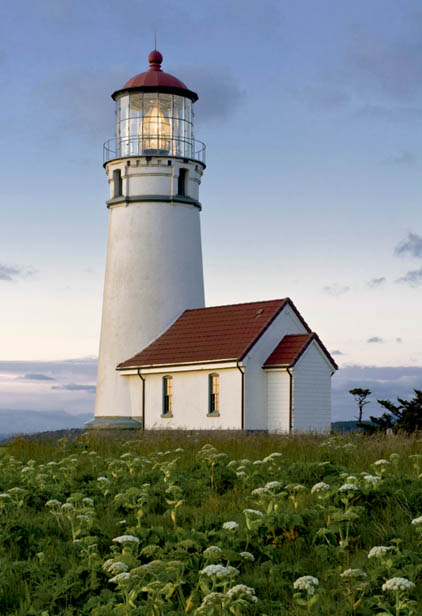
[1,431,422,615]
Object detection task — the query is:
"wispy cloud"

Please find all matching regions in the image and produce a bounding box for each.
[51,383,96,393]
[322,283,350,296]
[330,350,344,356]
[367,277,386,288]
[367,336,384,344]
[0,264,36,282]
[395,233,422,258]
[20,374,55,382]
[383,151,418,166]
[396,267,422,287]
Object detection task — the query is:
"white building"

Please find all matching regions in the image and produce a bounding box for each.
[88,51,337,432]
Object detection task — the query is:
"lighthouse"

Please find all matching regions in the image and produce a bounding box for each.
[89,50,206,429]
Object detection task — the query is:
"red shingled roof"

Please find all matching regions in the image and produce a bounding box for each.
[264,333,338,370]
[117,298,311,370]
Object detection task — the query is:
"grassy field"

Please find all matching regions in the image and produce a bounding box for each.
[1,431,422,615]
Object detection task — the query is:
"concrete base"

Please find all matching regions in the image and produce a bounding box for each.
[85,416,142,430]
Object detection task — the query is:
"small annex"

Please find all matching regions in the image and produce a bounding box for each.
[116,298,337,432]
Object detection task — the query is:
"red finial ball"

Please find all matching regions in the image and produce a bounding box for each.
[148,50,163,70]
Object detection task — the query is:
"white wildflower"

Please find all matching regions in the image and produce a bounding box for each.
[103,560,129,574]
[363,474,380,484]
[97,476,110,483]
[112,535,140,544]
[368,546,392,558]
[227,584,258,602]
[223,521,238,530]
[382,577,415,592]
[236,471,247,478]
[109,572,131,584]
[340,569,367,578]
[253,460,263,465]
[243,508,264,517]
[46,461,58,466]
[77,514,90,521]
[411,516,422,526]
[263,452,283,463]
[339,483,358,492]
[265,481,282,490]
[374,459,390,466]
[200,564,231,578]
[8,487,24,494]
[311,482,330,494]
[46,499,61,507]
[82,497,94,506]
[251,487,270,496]
[0,493,11,499]
[203,546,223,559]
[21,467,35,473]
[293,576,319,595]
[240,459,251,464]
[240,551,255,561]
[61,503,74,511]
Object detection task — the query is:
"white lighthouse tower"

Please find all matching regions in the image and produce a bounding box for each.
[89,50,206,429]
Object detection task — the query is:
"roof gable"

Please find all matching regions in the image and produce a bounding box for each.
[117,298,309,370]
[264,333,338,370]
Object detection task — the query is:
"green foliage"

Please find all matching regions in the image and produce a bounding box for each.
[1,432,422,614]
[371,388,422,433]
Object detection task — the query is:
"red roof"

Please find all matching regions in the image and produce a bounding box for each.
[264,333,338,370]
[117,298,311,370]
[113,50,198,101]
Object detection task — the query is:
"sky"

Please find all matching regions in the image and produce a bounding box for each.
[1,0,422,423]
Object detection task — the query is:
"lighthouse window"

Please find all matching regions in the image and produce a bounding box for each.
[177,168,187,196]
[113,169,123,197]
[162,376,173,415]
[208,374,220,415]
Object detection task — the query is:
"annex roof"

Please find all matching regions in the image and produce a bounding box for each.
[264,333,338,370]
[117,298,311,370]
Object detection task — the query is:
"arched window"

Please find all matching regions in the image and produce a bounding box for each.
[113,169,123,197]
[177,168,187,196]
[162,376,173,415]
[208,373,219,414]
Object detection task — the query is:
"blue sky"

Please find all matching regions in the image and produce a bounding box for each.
[1,0,422,422]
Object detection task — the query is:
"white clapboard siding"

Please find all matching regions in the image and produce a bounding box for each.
[266,370,290,433]
[293,341,332,433]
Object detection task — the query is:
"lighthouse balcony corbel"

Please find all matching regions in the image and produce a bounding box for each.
[103,136,206,166]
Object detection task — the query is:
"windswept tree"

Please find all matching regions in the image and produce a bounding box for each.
[349,388,371,423]
[371,388,422,433]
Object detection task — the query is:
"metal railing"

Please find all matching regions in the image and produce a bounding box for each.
[103,136,206,165]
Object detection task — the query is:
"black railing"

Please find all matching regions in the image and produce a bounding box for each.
[103,136,206,164]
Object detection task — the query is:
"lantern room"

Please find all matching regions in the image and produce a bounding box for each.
[104,50,205,164]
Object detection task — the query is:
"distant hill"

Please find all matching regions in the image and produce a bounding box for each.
[331,420,376,433]
[0,410,92,440]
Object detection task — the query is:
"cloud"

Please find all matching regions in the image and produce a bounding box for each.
[396,267,422,287]
[21,374,55,382]
[395,233,422,258]
[330,350,344,356]
[322,283,350,296]
[367,277,386,288]
[51,383,96,393]
[383,151,418,167]
[0,264,36,282]
[367,337,384,344]
[175,65,245,125]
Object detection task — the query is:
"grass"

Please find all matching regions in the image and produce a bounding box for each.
[0,431,421,615]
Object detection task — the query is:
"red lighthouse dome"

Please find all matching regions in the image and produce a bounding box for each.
[112,50,198,102]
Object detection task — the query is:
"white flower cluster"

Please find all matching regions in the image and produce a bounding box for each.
[112,535,140,544]
[382,577,415,592]
[203,545,223,559]
[311,482,330,494]
[263,452,283,463]
[103,559,129,574]
[239,551,255,561]
[226,584,258,602]
[293,576,319,595]
[368,546,392,558]
[374,459,390,466]
[222,521,239,530]
[109,572,132,584]
[251,487,270,496]
[97,476,110,483]
[362,474,380,484]
[338,483,358,492]
[265,481,282,490]
[411,516,422,526]
[340,569,367,578]
[200,564,239,578]
[243,508,264,517]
